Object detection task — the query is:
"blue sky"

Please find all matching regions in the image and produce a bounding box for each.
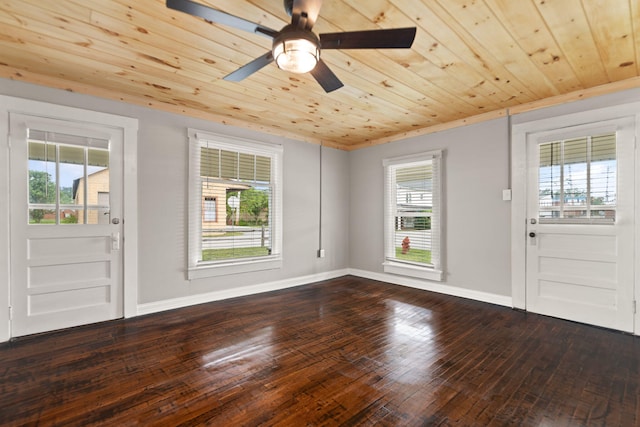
[539,159,616,203]
[29,160,106,189]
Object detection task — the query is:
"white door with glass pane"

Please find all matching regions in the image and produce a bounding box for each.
[9,113,123,337]
[525,117,635,332]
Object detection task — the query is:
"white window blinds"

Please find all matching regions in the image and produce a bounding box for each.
[188,130,283,278]
[383,150,443,281]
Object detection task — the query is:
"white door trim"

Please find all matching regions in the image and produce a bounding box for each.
[0,95,138,342]
[511,101,640,334]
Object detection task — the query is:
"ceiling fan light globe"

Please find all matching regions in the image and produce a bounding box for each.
[273,36,319,74]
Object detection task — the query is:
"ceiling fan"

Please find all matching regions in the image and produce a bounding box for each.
[166,0,417,92]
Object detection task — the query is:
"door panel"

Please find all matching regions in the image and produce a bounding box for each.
[10,113,123,337]
[526,117,635,332]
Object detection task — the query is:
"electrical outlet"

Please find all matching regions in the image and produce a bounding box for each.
[318,249,325,258]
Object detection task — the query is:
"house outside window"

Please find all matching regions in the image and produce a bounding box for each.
[383,150,443,281]
[188,129,283,279]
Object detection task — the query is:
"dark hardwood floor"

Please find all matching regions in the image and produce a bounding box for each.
[1,275,639,426]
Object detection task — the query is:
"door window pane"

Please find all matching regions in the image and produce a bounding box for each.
[538,133,616,222]
[28,141,57,224]
[59,145,84,224]
[27,130,110,225]
[590,134,616,219]
[563,138,588,218]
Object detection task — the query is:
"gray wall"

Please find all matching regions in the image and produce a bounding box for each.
[349,87,640,298]
[349,118,512,296]
[2,77,638,306]
[0,79,350,304]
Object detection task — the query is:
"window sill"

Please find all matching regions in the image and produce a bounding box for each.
[383,261,443,282]
[188,256,282,280]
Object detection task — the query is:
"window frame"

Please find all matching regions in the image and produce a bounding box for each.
[187,129,283,280]
[383,150,444,282]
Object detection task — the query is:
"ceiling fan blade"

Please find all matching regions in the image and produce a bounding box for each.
[320,27,417,49]
[224,51,274,82]
[291,0,322,30]
[167,0,279,38]
[310,59,344,93]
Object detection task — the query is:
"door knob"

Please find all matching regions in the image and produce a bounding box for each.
[111,218,120,225]
[529,232,536,238]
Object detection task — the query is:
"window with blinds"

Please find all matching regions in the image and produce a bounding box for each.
[188,129,283,279]
[538,132,616,223]
[383,150,443,281]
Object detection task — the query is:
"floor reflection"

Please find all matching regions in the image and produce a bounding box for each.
[384,299,439,385]
[202,326,274,369]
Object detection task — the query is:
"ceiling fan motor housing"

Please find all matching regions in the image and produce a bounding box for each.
[272,25,321,73]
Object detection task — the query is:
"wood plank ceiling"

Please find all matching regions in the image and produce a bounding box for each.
[0,0,638,150]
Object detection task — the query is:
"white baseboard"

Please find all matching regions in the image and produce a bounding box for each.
[136,267,513,318]
[348,268,513,308]
[136,268,350,316]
